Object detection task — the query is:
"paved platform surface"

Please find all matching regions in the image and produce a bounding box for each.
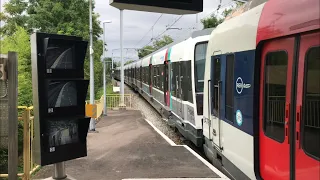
[33,110,227,180]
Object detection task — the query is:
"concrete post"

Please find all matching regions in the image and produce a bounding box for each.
[8,52,18,180]
[120,9,125,107]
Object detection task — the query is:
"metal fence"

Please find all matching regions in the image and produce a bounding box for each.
[305,95,320,129]
[267,96,286,124]
[86,94,132,115]
[0,106,40,180]
[267,95,320,129]
[106,94,132,109]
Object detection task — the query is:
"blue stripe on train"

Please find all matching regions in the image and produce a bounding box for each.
[211,49,256,136]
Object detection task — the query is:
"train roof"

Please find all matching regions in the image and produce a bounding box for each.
[206,0,264,56]
[256,0,320,43]
[151,48,167,66]
[191,28,214,38]
[138,28,214,60]
[224,0,267,21]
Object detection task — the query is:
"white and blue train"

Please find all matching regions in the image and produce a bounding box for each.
[115,0,320,179]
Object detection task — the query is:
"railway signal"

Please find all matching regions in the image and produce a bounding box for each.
[31,32,90,166]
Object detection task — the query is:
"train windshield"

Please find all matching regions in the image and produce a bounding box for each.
[195,42,208,92]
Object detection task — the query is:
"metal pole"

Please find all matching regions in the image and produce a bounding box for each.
[89,0,95,131]
[111,53,114,83]
[52,162,67,179]
[120,9,125,106]
[8,52,18,180]
[103,61,107,115]
[103,23,107,116]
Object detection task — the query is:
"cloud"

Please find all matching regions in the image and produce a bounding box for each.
[95,0,233,59]
[1,0,234,61]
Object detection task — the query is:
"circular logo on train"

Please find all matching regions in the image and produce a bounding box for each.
[236,77,251,94]
[236,110,243,126]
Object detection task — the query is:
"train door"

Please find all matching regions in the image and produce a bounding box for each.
[259,32,320,180]
[211,56,222,149]
[259,37,294,180]
[164,61,169,106]
[174,63,180,113]
[178,62,183,118]
[140,66,142,89]
[295,32,319,180]
[149,64,152,95]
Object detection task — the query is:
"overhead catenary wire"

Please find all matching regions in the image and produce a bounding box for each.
[137,0,238,50]
[172,1,236,41]
[135,14,164,47]
[140,15,184,48]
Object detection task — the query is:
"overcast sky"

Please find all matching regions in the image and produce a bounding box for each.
[96,0,235,60]
[1,0,235,61]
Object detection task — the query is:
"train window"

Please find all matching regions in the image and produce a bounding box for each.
[138,68,140,81]
[144,67,146,83]
[153,66,157,88]
[157,66,160,89]
[164,63,168,94]
[194,42,208,93]
[263,51,288,143]
[302,46,320,159]
[158,66,161,89]
[160,64,164,91]
[145,67,147,84]
[148,65,152,86]
[156,66,159,89]
[225,54,235,122]
[141,68,143,82]
[181,61,186,100]
[142,67,146,83]
[137,68,139,80]
[184,61,193,103]
[144,67,146,84]
[171,62,177,97]
[213,57,221,116]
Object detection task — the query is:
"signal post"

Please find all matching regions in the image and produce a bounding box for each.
[31,33,90,179]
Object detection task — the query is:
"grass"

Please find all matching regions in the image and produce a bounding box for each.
[96,83,115,99]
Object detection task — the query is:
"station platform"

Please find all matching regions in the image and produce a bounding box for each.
[33,110,228,180]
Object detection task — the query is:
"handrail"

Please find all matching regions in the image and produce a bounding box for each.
[0,106,40,180]
[1,94,132,179]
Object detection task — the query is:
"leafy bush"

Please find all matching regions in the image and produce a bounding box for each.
[0,148,8,174]
[0,120,24,174]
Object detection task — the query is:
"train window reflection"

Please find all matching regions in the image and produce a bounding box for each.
[302,46,320,159]
[264,51,288,143]
[225,54,235,122]
[194,42,208,92]
[213,58,221,116]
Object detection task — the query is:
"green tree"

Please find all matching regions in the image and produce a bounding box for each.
[138,45,154,59]
[0,26,32,106]
[152,35,173,50]
[125,60,135,65]
[200,14,223,29]
[1,0,104,102]
[0,0,28,35]
[26,0,102,41]
[201,2,244,29]
[138,35,173,58]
